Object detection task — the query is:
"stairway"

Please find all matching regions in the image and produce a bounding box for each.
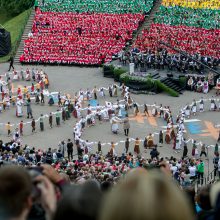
[150,72,160,80]
[161,77,183,94]
[14,9,35,65]
[127,0,162,49]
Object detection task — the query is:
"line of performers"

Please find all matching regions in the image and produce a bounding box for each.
[184,97,220,118]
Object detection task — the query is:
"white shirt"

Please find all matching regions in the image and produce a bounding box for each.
[189,166,196,177]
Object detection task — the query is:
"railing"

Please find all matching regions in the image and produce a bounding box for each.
[159,41,220,77]
[192,169,218,192]
[11,8,33,58]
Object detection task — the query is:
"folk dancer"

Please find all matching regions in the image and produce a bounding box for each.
[191,100,197,116]
[199,98,204,112]
[210,97,216,111]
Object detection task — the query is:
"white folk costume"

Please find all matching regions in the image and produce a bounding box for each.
[185,105,190,118]
[78,90,84,102]
[86,89,92,100]
[99,88,105,97]
[13,71,19,80]
[191,101,197,115]
[111,117,121,134]
[176,133,182,150]
[113,85,117,97]
[16,99,23,117]
[199,98,204,112]
[25,70,31,81]
[210,99,216,111]
[203,81,209,94]
[196,80,203,93]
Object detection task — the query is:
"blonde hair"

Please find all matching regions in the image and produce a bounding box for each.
[100,169,193,220]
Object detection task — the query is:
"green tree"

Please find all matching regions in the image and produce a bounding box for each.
[1,0,34,16]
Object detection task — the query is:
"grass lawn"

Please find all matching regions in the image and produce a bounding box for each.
[0,8,32,63]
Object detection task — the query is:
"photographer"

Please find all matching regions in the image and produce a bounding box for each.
[0,164,69,220]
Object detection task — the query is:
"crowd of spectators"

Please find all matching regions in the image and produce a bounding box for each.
[40,0,155,14]
[21,10,144,65]
[0,136,220,220]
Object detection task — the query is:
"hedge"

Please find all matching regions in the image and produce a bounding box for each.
[113,67,126,81]
[120,72,179,97]
[155,80,179,97]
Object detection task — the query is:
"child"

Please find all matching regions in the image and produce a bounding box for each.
[6,122,11,136]
[19,120,23,136]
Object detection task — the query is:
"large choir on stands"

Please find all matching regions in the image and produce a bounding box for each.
[20,10,144,65]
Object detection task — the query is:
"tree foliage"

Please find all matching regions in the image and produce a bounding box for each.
[0,0,34,16]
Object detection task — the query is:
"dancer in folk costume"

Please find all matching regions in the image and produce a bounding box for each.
[182,141,188,158]
[163,109,170,122]
[78,89,84,102]
[16,98,23,117]
[113,84,118,97]
[133,103,139,116]
[49,112,53,128]
[175,132,182,151]
[143,104,149,116]
[170,126,176,140]
[203,80,209,94]
[196,79,203,93]
[86,89,92,100]
[93,86,97,100]
[19,120,23,136]
[192,140,198,157]
[39,114,44,131]
[159,130,163,145]
[151,104,158,117]
[199,97,204,112]
[35,93,40,104]
[109,142,116,157]
[134,138,140,155]
[99,87,105,98]
[191,100,197,116]
[210,97,216,111]
[173,136,176,150]
[121,84,126,97]
[108,85,113,97]
[185,105,190,119]
[127,95,133,108]
[111,117,120,134]
[165,130,171,144]
[159,104,164,117]
[147,133,154,148]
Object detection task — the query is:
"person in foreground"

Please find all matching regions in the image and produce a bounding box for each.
[99,169,194,220]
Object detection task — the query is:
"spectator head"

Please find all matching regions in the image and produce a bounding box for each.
[210,181,220,209]
[54,180,102,220]
[197,185,212,211]
[0,166,32,219]
[99,169,193,220]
